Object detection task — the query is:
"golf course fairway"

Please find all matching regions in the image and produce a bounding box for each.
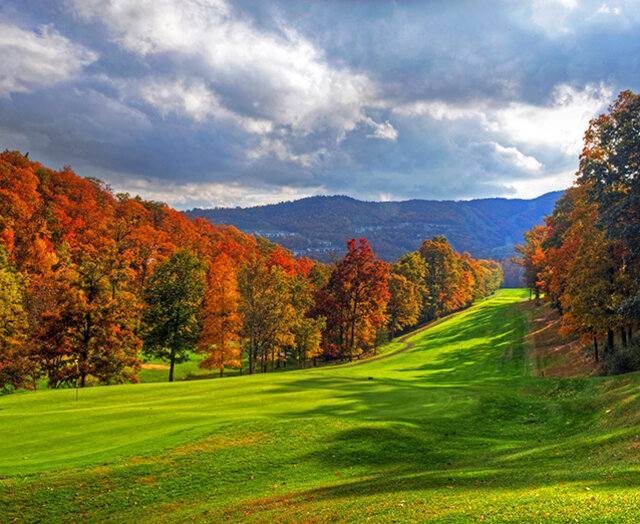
[3,289,640,522]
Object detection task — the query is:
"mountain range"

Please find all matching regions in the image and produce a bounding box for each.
[186,191,563,264]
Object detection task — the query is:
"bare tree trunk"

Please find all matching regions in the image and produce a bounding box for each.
[594,336,599,363]
[169,328,177,382]
[169,351,175,382]
[607,329,615,354]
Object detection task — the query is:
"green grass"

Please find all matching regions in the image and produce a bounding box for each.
[3,289,640,522]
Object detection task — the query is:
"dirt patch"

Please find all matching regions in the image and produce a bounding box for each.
[523,301,604,378]
[141,363,170,370]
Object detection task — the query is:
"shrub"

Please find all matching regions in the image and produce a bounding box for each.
[606,341,640,375]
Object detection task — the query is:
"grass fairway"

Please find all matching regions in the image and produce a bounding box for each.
[3,289,640,522]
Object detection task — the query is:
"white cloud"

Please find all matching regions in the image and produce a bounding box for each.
[364,117,398,141]
[394,82,612,157]
[110,175,324,209]
[529,0,580,34]
[507,169,575,198]
[69,0,388,147]
[488,82,612,155]
[598,4,621,14]
[491,142,543,172]
[0,23,96,97]
[247,137,316,167]
[137,78,273,133]
[393,101,487,123]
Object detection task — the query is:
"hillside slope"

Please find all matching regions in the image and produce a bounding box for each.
[186,191,563,262]
[4,290,640,522]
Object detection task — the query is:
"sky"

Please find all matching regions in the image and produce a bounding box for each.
[1,1,639,209]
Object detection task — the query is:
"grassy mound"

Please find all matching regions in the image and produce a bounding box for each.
[3,289,640,522]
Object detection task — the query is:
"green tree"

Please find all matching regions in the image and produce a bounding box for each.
[143,249,205,382]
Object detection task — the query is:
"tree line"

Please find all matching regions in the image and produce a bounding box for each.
[0,150,502,392]
[518,90,640,373]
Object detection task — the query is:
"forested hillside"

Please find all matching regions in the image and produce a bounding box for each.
[186,191,562,263]
[0,151,502,392]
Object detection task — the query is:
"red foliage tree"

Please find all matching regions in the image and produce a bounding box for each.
[319,238,390,360]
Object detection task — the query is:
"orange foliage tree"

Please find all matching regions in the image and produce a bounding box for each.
[198,253,242,377]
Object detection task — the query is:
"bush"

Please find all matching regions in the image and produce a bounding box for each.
[606,341,640,375]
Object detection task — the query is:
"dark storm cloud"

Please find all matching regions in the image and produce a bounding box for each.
[1,0,639,207]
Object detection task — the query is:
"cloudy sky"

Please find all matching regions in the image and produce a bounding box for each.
[1,1,638,209]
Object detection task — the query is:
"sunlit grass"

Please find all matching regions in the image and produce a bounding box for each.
[3,289,640,522]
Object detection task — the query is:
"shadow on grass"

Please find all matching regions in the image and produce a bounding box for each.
[219,296,631,511]
[221,409,640,522]
[221,398,640,521]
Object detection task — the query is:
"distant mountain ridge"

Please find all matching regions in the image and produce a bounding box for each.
[186,191,563,263]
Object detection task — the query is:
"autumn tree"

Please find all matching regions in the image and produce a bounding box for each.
[387,273,420,336]
[393,252,430,319]
[294,315,325,368]
[514,91,640,371]
[479,259,503,296]
[321,238,390,360]
[0,151,269,389]
[290,274,325,368]
[198,253,242,377]
[33,245,142,388]
[238,256,296,373]
[578,90,640,326]
[514,226,546,305]
[536,189,580,313]
[0,247,33,392]
[143,249,205,382]
[419,236,468,317]
[558,200,628,359]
